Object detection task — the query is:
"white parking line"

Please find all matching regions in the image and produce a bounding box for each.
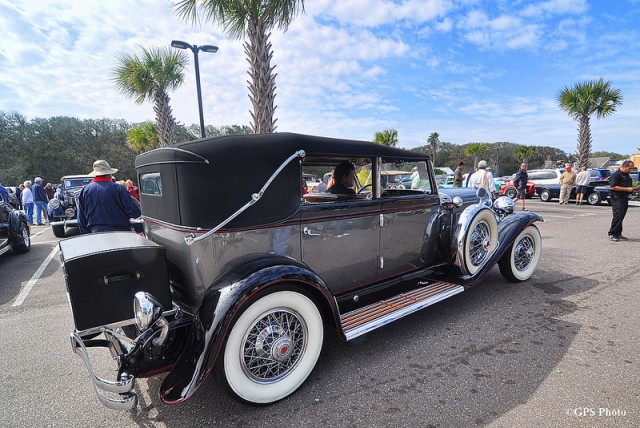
[12,245,59,307]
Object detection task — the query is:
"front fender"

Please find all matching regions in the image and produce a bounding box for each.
[8,209,28,242]
[461,211,543,287]
[159,257,337,405]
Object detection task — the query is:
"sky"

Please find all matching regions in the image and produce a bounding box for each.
[1,0,639,155]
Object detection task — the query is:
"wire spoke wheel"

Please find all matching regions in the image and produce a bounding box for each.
[513,235,535,271]
[218,290,323,405]
[469,221,491,267]
[499,225,542,282]
[242,309,307,383]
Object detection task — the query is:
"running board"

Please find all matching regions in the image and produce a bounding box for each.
[340,281,465,341]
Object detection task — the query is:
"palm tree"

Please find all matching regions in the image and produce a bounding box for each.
[374,129,398,147]
[113,46,188,146]
[465,143,489,168]
[557,78,623,167]
[513,146,537,164]
[127,122,160,152]
[427,132,440,165]
[174,0,305,134]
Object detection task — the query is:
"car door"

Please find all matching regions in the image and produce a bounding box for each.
[300,198,381,295]
[378,161,442,279]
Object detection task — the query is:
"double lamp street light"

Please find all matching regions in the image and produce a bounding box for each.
[171,40,218,138]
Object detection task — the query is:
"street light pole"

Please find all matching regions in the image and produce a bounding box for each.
[171,40,218,139]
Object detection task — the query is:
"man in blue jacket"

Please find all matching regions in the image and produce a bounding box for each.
[32,177,49,225]
[77,160,143,234]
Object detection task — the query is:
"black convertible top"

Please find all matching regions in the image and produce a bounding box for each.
[135,133,429,229]
[136,132,428,167]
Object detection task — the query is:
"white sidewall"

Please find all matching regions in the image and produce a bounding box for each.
[464,210,499,275]
[509,225,542,281]
[223,291,323,404]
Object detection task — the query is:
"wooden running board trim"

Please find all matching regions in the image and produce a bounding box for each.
[340,281,465,341]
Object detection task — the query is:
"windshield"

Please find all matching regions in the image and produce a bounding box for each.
[64,178,93,188]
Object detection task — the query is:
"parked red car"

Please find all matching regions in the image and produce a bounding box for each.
[500,179,536,199]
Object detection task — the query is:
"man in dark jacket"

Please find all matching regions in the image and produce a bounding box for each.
[32,177,49,225]
[608,160,636,242]
[512,162,528,211]
[77,160,143,234]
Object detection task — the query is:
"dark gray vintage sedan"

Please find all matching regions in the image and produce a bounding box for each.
[0,199,30,256]
[59,133,543,410]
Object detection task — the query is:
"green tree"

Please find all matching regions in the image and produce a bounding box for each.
[112,46,188,146]
[465,143,490,167]
[427,132,440,165]
[374,129,398,147]
[127,122,160,152]
[557,78,623,167]
[513,146,537,163]
[174,0,305,134]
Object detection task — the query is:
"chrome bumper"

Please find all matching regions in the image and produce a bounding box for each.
[50,219,78,227]
[70,331,137,410]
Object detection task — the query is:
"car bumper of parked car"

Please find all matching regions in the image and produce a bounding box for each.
[50,219,78,227]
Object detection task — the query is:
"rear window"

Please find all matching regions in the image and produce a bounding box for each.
[140,173,163,196]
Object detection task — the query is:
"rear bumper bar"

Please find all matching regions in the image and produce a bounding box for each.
[70,332,137,410]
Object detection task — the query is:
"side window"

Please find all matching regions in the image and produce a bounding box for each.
[140,173,162,196]
[381,160,432,196]
[301,158,372,203]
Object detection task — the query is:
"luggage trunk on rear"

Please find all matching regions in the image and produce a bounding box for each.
[59,232,172,331]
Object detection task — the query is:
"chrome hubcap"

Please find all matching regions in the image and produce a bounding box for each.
[470,221,491,266]
[241,309,307,383]
[514,235,534,270]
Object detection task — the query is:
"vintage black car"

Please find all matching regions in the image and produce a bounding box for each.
[535,183,611,205]
[48,175,93,237]
[0,199,30,256]
[59,133,543,410]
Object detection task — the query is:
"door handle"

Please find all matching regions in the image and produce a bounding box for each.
[303,227,321,236]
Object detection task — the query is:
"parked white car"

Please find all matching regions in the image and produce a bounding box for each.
[527,168,565,185]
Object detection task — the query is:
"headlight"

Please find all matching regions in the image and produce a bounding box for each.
[494,196,515,214]
[133,292,164,331]
[65,208,75,218]
[48,199,61,209]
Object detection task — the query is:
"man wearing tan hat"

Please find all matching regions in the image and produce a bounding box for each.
[77,160,143,234]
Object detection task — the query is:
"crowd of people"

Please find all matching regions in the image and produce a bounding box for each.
[0,161,141,231]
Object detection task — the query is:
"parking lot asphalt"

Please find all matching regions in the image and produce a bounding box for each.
[0,199,638,427]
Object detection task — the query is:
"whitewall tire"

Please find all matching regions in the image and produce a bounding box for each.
[218,290,323,405]
[463,210,499,275]
[498,225,542,282]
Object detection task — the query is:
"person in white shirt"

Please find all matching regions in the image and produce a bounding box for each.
[575,166,591,205]
[468,160,496,198]
[21,180,34,224]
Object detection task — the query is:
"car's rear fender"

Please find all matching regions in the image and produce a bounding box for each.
[159,256,338,405]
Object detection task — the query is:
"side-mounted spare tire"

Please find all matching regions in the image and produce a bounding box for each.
[498,225,542,282]
[462,209,499,275]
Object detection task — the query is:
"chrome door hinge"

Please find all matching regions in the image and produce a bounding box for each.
[380,213,384,227]
[379,256,384,269]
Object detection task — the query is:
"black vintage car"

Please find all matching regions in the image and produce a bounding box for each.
[535,183,612,205]
[58,133,543,410]
[0,199,30,256]
[48,175,93,237]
